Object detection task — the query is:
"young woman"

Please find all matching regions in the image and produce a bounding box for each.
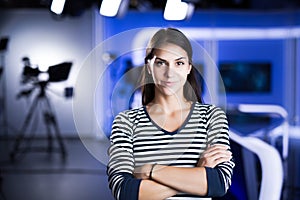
[107,28,235,200]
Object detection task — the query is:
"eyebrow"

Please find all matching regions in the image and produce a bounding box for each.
[155,56,187,62]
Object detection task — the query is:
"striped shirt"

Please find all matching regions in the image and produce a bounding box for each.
[107,102,235,200]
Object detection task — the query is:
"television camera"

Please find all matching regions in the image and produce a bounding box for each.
[18,57,73,99]
[10,57,73,161]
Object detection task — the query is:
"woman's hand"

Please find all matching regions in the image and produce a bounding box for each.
[134,164,153,180]
[197,144,232,168]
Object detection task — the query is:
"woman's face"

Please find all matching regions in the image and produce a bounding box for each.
[147,43,191,98]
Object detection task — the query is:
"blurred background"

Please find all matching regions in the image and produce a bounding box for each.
[0,0,300,199]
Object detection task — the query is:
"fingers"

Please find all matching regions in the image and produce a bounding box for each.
[198,144,233,167]
[202,144,231,157]
[208,151,232,163]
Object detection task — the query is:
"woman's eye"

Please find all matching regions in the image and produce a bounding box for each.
[155,61,165,66]
[176,61,185,66]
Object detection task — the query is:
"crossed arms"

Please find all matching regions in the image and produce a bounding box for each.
[135,144,232,200]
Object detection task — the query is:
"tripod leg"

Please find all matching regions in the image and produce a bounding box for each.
[44,98,67,160]
[43,112,53,154]
[49,113,66,159]
[10,96,40,161]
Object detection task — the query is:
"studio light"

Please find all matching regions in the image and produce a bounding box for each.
[164,0,194,21]
[50,0,66,15]
[100,0,123,17]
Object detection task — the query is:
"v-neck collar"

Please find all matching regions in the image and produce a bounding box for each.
[143,102,195,135]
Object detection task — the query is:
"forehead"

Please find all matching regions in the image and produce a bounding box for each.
[154,43,188,59]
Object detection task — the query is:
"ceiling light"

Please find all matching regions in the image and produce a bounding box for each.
[50,0,66,15]
[164,0,194,21]
[100,0,123,17]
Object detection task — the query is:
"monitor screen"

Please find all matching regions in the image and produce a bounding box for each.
[219,62,271,93]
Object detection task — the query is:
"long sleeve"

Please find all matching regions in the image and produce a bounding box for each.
[205,105,235,197]
[107,111,141,200]
[107,104,235,199]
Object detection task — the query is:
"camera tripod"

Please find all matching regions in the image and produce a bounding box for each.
[10,81,67,161]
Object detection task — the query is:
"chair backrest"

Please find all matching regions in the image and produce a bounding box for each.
[230,129,284,200]
[237,104,289,159]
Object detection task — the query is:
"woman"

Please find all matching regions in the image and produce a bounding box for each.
[107,28,235,200]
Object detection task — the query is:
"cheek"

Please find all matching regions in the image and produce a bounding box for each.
[151,70,162,82]
[177,69,190,79]
[152,67,164,77]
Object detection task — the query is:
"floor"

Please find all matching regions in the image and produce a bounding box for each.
[0,138,114,200]
[0,135,300,200]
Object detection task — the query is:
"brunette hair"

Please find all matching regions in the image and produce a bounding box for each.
[140,28,203,105]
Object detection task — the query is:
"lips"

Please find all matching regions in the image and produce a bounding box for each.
[161,81,177,87]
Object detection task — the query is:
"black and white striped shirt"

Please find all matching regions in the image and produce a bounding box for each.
[107,102,235,200]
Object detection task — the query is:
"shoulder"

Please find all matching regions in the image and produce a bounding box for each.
[111,107,146,134]
[193,102,227,117]
[194,102,224,112]
[114,106,146,122]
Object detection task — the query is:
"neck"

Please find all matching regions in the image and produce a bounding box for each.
[151,95,190,114]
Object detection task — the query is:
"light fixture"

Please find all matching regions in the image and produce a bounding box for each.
[50,0,66,15]
[100,0,123,17]
[164,0,194,21]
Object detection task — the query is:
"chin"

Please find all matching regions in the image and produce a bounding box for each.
[159,87,181,97]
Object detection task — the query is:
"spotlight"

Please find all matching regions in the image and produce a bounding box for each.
[50,0,66,15]
[100,0,123,17]
[164,0,194,21]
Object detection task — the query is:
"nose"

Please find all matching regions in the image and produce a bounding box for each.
[164,64,175,78]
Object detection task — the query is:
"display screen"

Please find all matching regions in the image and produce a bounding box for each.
[219,62,271,93]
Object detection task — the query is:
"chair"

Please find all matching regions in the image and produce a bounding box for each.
[232,104,289,160]
[230,129,284,200]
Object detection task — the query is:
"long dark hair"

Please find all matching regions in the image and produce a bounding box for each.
[141,28,203,106]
